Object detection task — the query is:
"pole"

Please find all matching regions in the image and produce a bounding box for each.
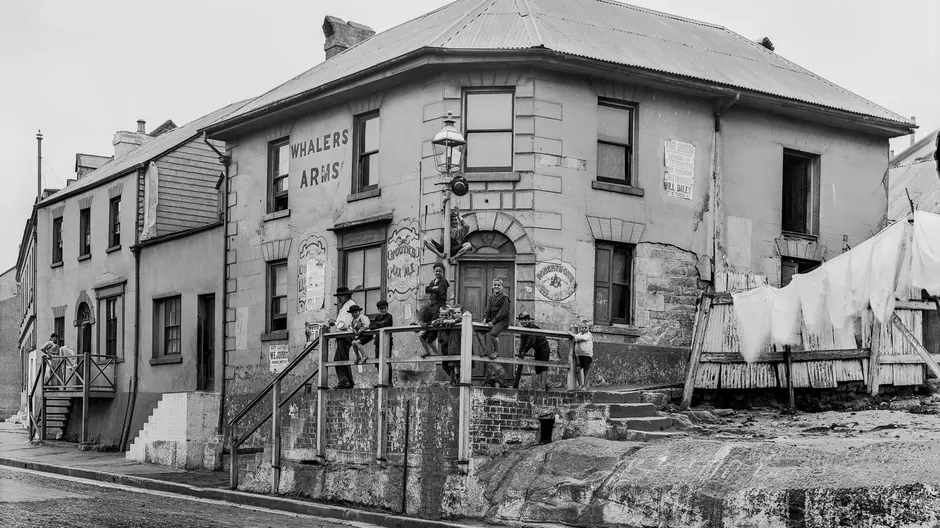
[36,131,43,200]
[271,378,280,494]
[442,184,452,289]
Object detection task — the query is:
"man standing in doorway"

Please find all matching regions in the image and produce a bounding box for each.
[327,286,356,389]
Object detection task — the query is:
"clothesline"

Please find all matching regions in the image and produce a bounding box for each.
[732,211,940,363]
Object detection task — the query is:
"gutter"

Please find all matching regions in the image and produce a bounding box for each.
[203,132,231,439]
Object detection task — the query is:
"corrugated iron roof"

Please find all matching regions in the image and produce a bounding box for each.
[889,129,940,221]
[39,99,250,207]
[214,0,912,129]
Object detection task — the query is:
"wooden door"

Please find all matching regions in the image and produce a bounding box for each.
[197,295,215,391]
[458,260,514,380]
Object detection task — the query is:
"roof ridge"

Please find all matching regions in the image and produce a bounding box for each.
[590,0,725,30]
[890,128,939,164]
[432,0,497,47]
[518,0,544,47]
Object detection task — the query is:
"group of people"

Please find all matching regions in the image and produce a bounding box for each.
[324,264,596,391]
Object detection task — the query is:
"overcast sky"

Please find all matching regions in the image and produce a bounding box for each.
[1,0,937,272]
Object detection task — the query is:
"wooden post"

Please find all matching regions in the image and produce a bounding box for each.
[456,312,473,473]
[892,313,940,379]
[375,329,389,465]
[271,377,280,494]
[868,320,883,396]
[81,349,90,445]
[567,333,577,392]
[680,295,713,410]
[316,324,329,464]
[229,431,238,489]
[40,364,46,443]
[785,345,795,410]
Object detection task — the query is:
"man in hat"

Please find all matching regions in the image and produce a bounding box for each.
[327,286,357,388]
[514,312,552,390]
[369,300,394,386]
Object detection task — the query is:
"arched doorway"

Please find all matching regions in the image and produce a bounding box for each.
[457,231,516,373]
[76,302,92,357]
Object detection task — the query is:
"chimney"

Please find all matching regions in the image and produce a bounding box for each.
[757,37,775,51]
[113,119,154,158]
[910,116,917,147]
[890,149,895,159]
[323,16,375,60]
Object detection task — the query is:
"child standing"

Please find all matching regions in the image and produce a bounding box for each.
[369,300,394,385]
[569,321,594,391]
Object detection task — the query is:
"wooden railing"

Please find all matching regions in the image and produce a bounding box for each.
[229,312,577,491]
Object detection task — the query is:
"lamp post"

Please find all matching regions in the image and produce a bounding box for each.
[431,111,466,284]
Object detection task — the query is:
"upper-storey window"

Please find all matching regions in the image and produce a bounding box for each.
[269,139,289,213]
[353,112,380,194]
[79,208,91,258]
[52,217,63,264]
[267,260,288,333]
[108,196,121,249]
[464,89,514,172]
[596,99,636,186]
[782,149,820,236]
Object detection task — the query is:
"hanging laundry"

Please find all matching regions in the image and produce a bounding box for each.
[769,284,802,347]
[824,252,852,330]
[869,221,913,324]
[793,267,828,339]
[733,286,771,363]
[912,211,940,296]
[845,235,876,319]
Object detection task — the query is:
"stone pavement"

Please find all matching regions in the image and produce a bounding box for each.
[0,422,485,528]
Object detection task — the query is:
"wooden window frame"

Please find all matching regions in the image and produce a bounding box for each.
[52,217,63,264]
[153,296,182,357]
[267,260,288,333]
[108,196,121,249]
[781,149,821,237]
[463,88,515,173]
[339,243,386,317]
[594,241,634,326]
[54,316,65,347]
[268,138,290,213]
[780,257,819,287]
[352,111,380,194]
[596,98,637,186]
[78,208,91,257]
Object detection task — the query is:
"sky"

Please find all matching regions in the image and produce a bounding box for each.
[0,0,937,272]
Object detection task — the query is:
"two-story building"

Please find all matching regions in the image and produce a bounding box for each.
[205,0,914,404]
[34,104,241,450]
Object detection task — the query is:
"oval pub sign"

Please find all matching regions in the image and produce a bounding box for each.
[535,259,577,302]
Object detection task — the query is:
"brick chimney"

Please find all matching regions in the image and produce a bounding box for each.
[323,16,375,60]
[113,118,153,158]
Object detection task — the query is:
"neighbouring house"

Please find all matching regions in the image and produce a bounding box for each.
[889,128,940,222]
[0,266,21,419]
[33,105,241,455]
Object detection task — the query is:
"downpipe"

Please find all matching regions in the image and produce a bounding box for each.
[119,242,142,451]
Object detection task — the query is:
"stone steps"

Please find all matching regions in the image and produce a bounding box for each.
[592,391,642,404]
[608,403,659,418]
[608,416,674,432]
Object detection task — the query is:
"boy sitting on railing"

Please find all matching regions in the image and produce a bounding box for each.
[348,305,371,365]
[369,300,394,386]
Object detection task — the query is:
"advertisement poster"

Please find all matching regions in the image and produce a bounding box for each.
[268,344,289,373]
[386,218,421,302]
[298,234,328,313]
[664,139,695,200]
[535,259,577,302]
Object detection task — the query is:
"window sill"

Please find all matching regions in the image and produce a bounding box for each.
[262,209,291,222]
[463,172,520,183]
[106,245,121,254]
[781,231,818,241]
[150,356,182,366]
[590,325,641,337]
[261,331,289,342]
[77,254,91,262]
[347,188,381,203]
[591,181,644,196]
[50,261,63,269]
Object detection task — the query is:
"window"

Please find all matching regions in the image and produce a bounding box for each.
[780,257,820,287]
[353,112,380,193]
[268,139,290,212]
[782,149,820,235]
[596,100,635,185]
[154,296,182,356]
[464,90,514,172]
[343,245,383,312]
[267,261,288,332]
[54,316,65,347]
[52,217,63,264]
[594,242,633,325]
[109,197,121,248]
[105,298,118,356]
[79,208,91,257]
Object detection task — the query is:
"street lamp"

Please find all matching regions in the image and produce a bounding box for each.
[431,111,466,284]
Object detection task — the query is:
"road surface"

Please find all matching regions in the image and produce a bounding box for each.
[0,465,380,528]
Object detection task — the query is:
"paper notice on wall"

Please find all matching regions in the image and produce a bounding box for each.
[305,261,325,311]
[268,344,289,373]
[664,139,695,200]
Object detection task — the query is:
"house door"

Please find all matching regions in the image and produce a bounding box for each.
[76,302,92,356]
[458,260,514,379]
[197,295,215,391]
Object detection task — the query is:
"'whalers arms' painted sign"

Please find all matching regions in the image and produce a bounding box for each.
[290,127,350,189]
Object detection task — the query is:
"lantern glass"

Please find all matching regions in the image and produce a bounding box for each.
[432,114,465,175]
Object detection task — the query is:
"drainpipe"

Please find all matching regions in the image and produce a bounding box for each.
[120,163,147,451]
[710,92,740,280]
[203,132,230,437]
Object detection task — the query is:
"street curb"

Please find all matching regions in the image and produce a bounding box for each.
[0,456,476,528]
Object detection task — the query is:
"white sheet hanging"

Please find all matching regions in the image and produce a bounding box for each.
[869,220,913,323]
[733,286,771,364]
[824,252,852,330]
[769,284,802,347]
[792,267,828,339]
[913,211,940,297]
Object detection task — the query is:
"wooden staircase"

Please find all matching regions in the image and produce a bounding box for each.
[36,397,72,441]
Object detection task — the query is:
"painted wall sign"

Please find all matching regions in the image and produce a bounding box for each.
[535,259,577,302]
[386,218,420,302]
[290,128,351,189]
[297,234,328,313]
[663,139,695,200]
[268,344,289,373]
